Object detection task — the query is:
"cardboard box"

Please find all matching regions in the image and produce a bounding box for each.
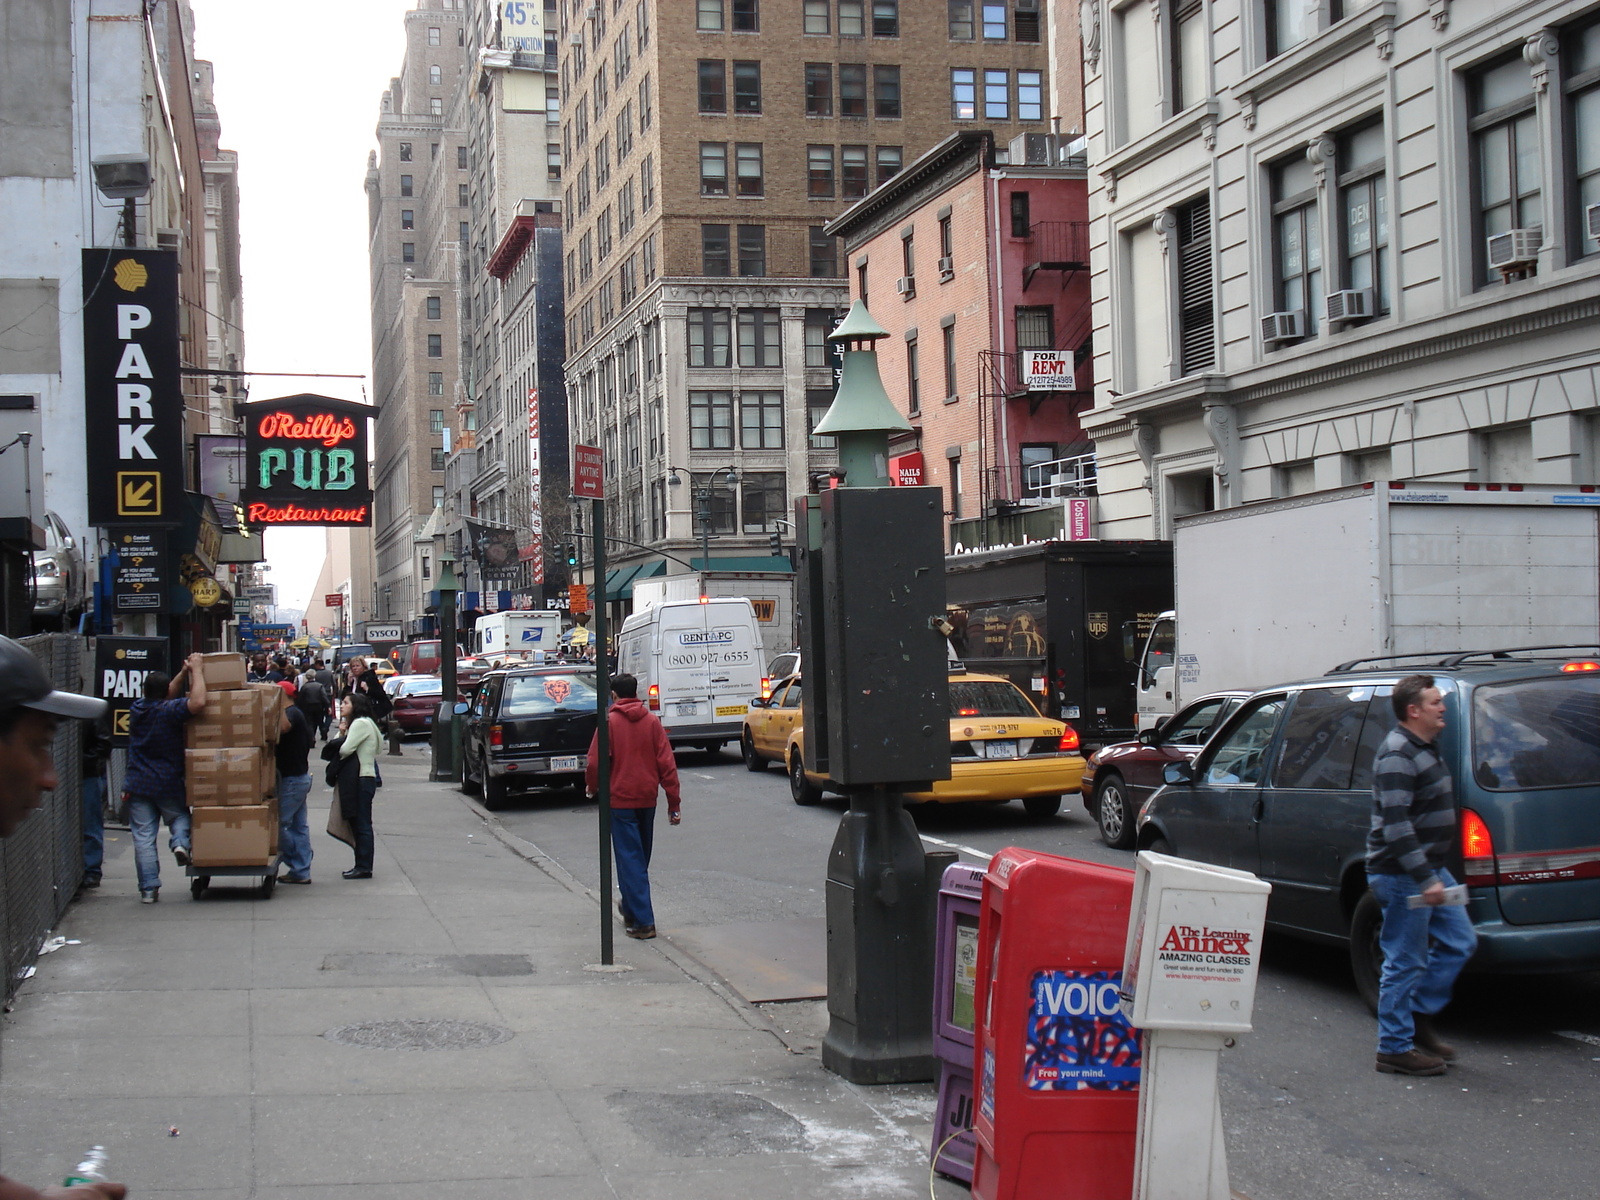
[191,804,274,867]
[186,748,265,807]
[197,652,248,691]
[247,682,287,743]
[186,688,269,751]
[258,748,277,801]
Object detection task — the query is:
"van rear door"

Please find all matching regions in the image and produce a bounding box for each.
[654,602,760,732]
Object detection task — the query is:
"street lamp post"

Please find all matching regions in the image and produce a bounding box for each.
[430,552,461,782]
[668,465,739,583]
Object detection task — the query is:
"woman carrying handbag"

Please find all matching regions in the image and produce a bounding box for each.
[330,693,382,879]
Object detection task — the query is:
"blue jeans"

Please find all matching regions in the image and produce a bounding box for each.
[82,775,106,880]
[1368,868,1478,1055]
[277,772,314,878]
[611,806,657,928]
[128,792,191,894]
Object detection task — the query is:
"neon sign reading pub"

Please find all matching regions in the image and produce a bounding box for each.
[241,394,373,527]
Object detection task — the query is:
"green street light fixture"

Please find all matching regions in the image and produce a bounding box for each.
[668,465,739,576]
[812,301,912,488]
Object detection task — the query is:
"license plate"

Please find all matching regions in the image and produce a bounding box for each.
[715,703,748,717]
[980,740,1019,760]
[423,714,433,724]
[674,701,699,715]
[550,755,584,772]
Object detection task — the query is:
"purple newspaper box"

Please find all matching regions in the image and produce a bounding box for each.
[931,861,985,1183]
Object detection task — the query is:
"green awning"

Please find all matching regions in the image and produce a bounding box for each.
[688,555,795,574]
[602,559,668,600]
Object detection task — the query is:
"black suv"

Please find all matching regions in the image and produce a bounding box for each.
[460,665,600,810]
[1141,647,1600,1009]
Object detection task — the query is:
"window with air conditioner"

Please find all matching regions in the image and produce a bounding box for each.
[1330,118,1388,325]
[1267,150,1319,345]
[1470,53,1541,285]
[1566,19,1600,260]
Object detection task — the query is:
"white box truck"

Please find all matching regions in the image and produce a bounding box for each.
[631,571,795,666]
[475,610,563,664]
[615,596,766,751]
[1135,481,1600,727]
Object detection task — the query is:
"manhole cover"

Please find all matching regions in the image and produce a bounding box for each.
[324,1019,514,1051]
[608,1091,810,1157]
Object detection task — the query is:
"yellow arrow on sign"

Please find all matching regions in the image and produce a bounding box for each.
[123,479,154,507]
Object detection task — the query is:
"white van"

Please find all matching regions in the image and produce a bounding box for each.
[475,611,562,664]
[615,597,765,751]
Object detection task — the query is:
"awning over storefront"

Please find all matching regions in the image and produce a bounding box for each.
[603,559,667,600]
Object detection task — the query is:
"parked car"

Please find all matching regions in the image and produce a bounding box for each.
[1138,648,1600,1010]
[459,665,600,810]
[388,675,444,735]
[455,657,493,700]
[31,510,87,626]
[1081,691,1249,849]
[748,667,1086,817]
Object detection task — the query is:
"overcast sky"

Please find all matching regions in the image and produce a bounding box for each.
[191,0,412,614]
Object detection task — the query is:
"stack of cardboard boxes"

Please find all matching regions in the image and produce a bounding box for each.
[186,654,284,868]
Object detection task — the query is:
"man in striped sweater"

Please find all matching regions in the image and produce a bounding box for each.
[1366,673,1478,1076]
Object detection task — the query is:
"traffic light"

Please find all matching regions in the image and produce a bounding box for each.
[768,531,784,555]
[565,542,578,566]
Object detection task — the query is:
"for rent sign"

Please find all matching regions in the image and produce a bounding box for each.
[1021,350,1076,391]
[242,394,373,526]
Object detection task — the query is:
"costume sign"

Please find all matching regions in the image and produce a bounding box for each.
[82,249,184,526]
[242,394,373,526]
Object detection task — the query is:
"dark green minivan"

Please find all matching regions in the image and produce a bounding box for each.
[1138,647,1600,1008]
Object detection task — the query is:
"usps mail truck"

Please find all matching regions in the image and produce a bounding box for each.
[615,597,765,751]
[475,611,563,663]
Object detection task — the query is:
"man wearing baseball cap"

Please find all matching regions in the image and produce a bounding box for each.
[0,636,126,1200]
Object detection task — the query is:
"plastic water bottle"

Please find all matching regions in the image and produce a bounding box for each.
[63,1146,108,1187]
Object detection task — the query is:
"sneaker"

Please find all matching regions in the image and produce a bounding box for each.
[173,846,191,867]
[625,924,657,940]
[1375,1049,1447,1076]
[1411,1014,1457,1062]
[139,889,159,904]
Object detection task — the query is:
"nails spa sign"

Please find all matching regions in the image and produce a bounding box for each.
[242,394,373,526]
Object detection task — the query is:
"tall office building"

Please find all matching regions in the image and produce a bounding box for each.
[558,1,1054,594]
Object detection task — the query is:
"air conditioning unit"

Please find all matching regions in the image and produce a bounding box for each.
[1260,310,1304,344]
[568,30,583,44]
[1008,132,1053,166]
[1016,0,1039,9]
[585,4,600,18]
[1325,288,1373,325]
[1587,203,1600,242]
[895,276,916,297]
[1486,227,1542,271]
[937,255,954,279]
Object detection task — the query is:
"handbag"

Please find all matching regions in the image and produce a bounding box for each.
[325,790,355,848]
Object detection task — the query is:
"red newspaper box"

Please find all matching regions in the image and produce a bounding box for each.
[973,848,1140,1200]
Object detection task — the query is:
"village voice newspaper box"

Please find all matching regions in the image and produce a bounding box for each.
[972,849,1140,1200]
[1120,851,1270,1200]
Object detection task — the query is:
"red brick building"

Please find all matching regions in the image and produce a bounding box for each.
[826,129,1093,548]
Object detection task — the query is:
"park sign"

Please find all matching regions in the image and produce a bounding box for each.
[242,394,373,526]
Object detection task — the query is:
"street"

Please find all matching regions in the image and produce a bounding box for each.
[492,748,1600,1200]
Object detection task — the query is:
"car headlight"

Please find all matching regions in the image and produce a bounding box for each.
[34,560,60,578]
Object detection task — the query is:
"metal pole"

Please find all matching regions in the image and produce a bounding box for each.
[439,587,458,781]
[699,486,710,583]
[593,497,613,965]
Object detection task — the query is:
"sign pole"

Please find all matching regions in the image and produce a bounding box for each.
[572,444,613,966]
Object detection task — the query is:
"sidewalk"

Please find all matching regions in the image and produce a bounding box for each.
[0,751,962,1198]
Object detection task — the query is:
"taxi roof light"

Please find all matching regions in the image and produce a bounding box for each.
[1560,660,1600,672]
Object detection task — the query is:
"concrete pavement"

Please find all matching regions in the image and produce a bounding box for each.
[0,751,960,1198]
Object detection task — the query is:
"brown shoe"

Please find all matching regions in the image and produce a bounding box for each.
[1376,1049,1447,1076]
[1411,1014,1456,1062]
[626,924,657,940]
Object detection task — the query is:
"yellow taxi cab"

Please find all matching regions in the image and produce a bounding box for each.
[370,659,397,680]
[747,668,1086,818]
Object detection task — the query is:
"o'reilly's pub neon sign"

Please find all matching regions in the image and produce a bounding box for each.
[242,394,374,527]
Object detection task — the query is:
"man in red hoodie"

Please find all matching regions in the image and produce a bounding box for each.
[585,673,681,939]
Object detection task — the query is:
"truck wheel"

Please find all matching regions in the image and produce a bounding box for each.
[742,732,768,772]
[1094,775,1137,849]
[1348,890,1384,1016]
[789,753,823,806]
[1023,794,1062,819]
[482,756,508,812]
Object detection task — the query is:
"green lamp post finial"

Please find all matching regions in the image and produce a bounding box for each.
[813,300,912,488]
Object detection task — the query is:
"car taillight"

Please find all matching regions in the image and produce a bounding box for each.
[1561,660,1600,672]
[648,683,660,711]
[489,725,503,748]
[1461,808,1496,886]
[1057,726,1080,752]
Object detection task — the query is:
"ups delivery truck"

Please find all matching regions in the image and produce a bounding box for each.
[945,541,1173,750]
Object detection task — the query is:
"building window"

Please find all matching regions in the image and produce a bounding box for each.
[692,473,738,534]
[400,174,414,196]
[1016,0,1040,41]
[548,143,562,181]
[1176,195,1215,374]
[805,308,837,365]
[399,142,413,161]
[733,61,762,112]
[457,183,469,206]
[984,69,1009,119]
[1172,0,1206,113]
[1014,306,1052,350]
[642,233,657,280]
[1270,151,1321,341]
[597,208,613,259]
[982,2,1006,39]
[596,134,612,188]
[952,69,976,119]
[690,391,735,449]
[738,308,781,366]
[428,26,441,45]
[873,1,899,36]
[839,0,865,36]
[639,73,653,129]
[733,0,759,32]
[736,143,764,196]
[432,485,445,508]
[808,145,836,197]
[402,242,415,263]
[579,232,593,281]
[702,224,731,275]
[942,319,957,398]
[1471,53,1542,285]
[949,1,974,39]
[805,0,830,33]
[948,455,963,518]
[740,392,784,448]
[1266,0,1311,58]
[840,64,867,117]
[457,145,467,168]
[906,335,920,414]
[807,388,837,447]
[1571,22,1600,260]
[809,228,841,276]
[876,146,903,184]
[697,0,723,31]
[806,63,834,115]
[619,178,636,232]
[430,65,442,85]
[842,145,869,198]
[699,60,727,112]
[688,308,732,367]
[428,372,444,396]
[875,65,901,117]
[1336,121,1388,316]
[737,225,767,275]
[1010,191,1030,237]
[426,295,442,320]
[431,448,446,471]
[741,471,786,531]
[430,97,443,116]
[1017,70,1043,121]
[701,142,729,195]
[459,221,469,242]
[857,259,869,307]
[427,334,443,357]
[616,102,634,157]
[939,214,954,258]
[641,154,655,209]
[401,209,415,229]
